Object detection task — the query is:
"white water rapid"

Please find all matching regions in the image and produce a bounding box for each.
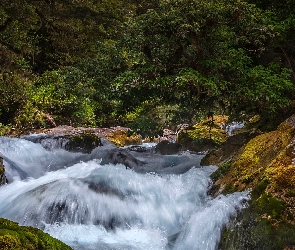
[0,136,250,250]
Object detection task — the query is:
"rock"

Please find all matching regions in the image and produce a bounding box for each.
[0,157,7,185]
[201,131,257,166]
[177,115,228,152]
[106,129,142,147]
[210,114,295,250]
[65,132,102,153]
[155,140,182,155]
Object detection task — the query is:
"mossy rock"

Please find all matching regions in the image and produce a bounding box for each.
[211,120,295,201]
[107,130,142,147]
[210,114,295,249]
[178,115,228,152]
[65,132,102,153]
[219,202,295,250]
[0,218,72,250]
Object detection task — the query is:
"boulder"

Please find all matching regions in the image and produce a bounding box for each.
[201,131,257,166]
[106,129,142,147]
[155,140,182,155]
[65,132,102,153]
[210,114,295,250]
[177,115,228,152]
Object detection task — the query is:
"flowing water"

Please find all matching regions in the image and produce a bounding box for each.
[0,135,250,250]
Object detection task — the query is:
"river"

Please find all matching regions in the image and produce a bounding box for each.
[0,135,249,249]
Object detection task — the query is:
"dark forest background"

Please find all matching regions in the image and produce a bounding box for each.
[1,0,295,136]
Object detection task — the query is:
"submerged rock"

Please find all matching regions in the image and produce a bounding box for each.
[0,217,72,249]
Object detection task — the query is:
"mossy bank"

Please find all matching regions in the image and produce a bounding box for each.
[0,218,72,250]
[205,114,295,249]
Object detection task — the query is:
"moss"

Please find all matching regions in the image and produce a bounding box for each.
[222,183,238,195]
[178,115,228,151]
[0,218,72,250]
[219,200,295,250]
[255,193,286,220]
[107,130,142,147]
[285,190,295,198]
[274,165,295,189]
[210,161,231,183]
[209,116,295,249]
[251,178,269,198]
[65,132,102,153]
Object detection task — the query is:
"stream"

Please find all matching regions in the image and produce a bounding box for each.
[0,135,250,250]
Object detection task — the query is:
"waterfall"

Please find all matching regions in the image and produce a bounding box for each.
[0,136,250,250]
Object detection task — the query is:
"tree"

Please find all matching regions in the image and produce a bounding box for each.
[111,0,294,123]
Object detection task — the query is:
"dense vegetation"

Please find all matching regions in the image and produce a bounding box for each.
[1,0,295,136]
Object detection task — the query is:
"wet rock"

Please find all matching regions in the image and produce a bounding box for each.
[201,132,257,166]
[209,114,295,250]
[90,147,146,169]
[127,145,155,153]
[155,140,182,155]
[0,157,7,185]
[65,132,102,154]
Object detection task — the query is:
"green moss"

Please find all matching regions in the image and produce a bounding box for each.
[177,115,228,151]
[251,178,269,199]
[219,202,295,250]
[255,193,286,219]
[107,130,142,147]
[0,218,72,250]
[65,132,102,153]
[285,190,295,198]
[210,161,231,183]
[222,183,238,195]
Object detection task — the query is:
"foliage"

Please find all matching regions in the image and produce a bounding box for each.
[0,73,34,125]
[112,0,294,123]
[0,0,295,132]
[32,70,97,126]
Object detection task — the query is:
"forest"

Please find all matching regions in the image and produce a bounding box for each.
[1,0,295,136]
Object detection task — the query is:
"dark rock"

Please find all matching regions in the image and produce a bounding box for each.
[201,132,256,166]
[22,132,103,153]
[85,144,146,170]
[64,132,102,153]
[177,132,220,153]
[155,140,182,155]
[0,156,8,185]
